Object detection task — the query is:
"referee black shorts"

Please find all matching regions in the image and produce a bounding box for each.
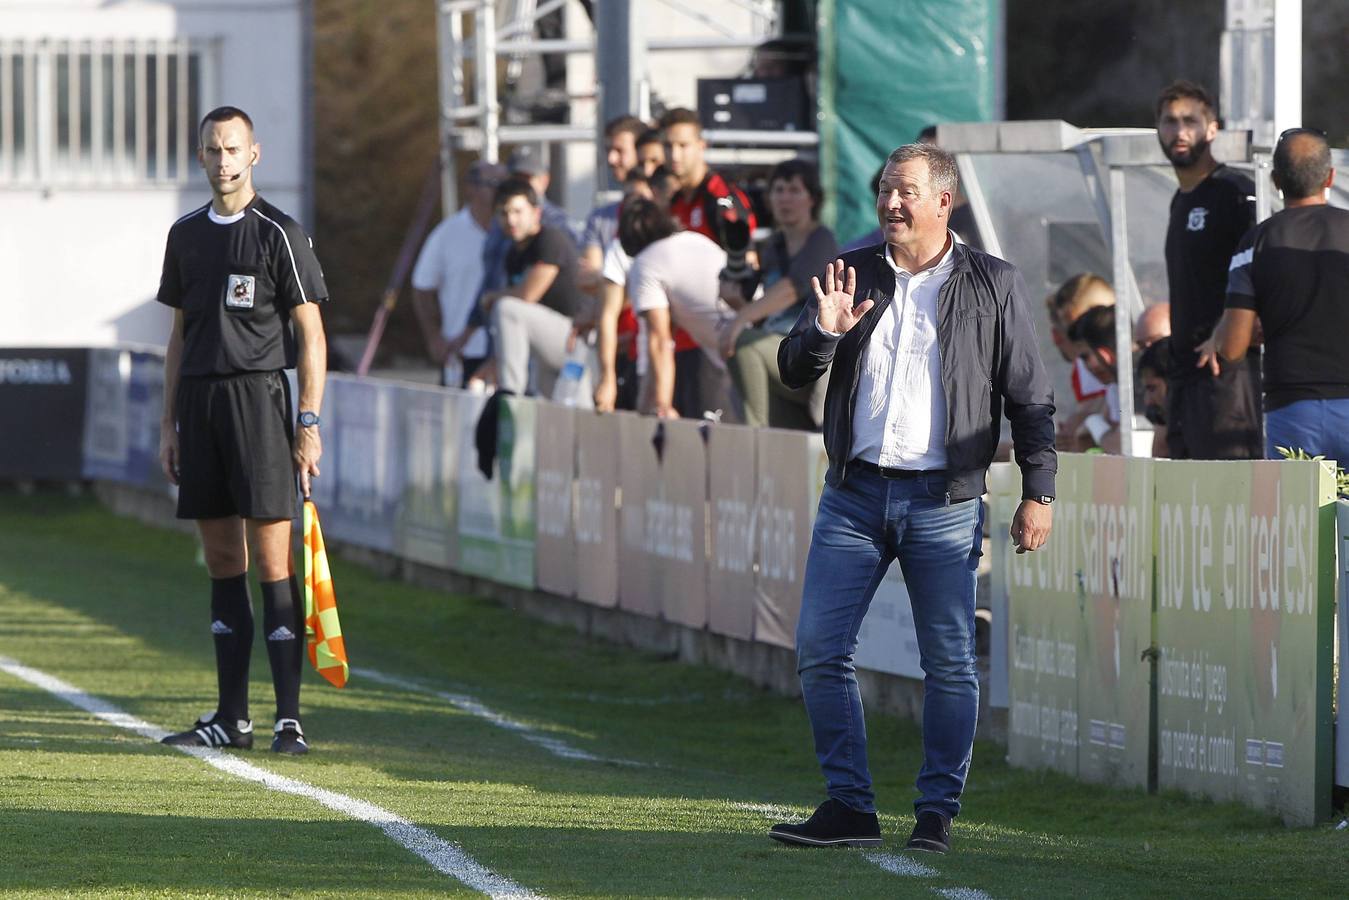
[175,370,296,521]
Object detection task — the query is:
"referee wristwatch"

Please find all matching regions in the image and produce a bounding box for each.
[297,411,321,429]
[1029,495,1054,505]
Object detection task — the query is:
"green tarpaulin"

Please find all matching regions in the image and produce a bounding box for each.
[818,0,998,244]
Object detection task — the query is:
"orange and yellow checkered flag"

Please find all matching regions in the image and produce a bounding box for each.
[303,500,348,688]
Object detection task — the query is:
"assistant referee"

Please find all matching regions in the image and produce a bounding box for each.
[157,106,328,755]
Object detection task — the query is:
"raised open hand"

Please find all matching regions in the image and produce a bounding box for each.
[811,259,874,334]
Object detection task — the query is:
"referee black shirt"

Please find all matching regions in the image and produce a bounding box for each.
[1226,204,1349,410]
[157,195,328,376]
[1164,164,1255,378]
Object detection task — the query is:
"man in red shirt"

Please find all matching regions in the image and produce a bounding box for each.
[658,107,758,418]
[661,107,757,247]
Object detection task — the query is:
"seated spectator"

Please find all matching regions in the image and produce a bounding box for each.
[507,145,580,242]
[717,159,838,429]
[603,114,645,186]
[1068,304,1123,452]
[1138,337,1171,457]
[1047,272,1115,366]
[588,171,655,412]
[1046,272,1115,446]
[483,179,588,398]
[580,116,649,292]
[618,198,734,419]
[593,169,676,412]
[635,129,666,177]
[466,147,577,366]
[410,160,504,387]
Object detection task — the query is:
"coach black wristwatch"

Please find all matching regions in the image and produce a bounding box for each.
[1030,494,1054,505]
[297,411,321,428]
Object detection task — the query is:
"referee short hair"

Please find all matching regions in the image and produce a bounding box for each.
[199,106,255,141]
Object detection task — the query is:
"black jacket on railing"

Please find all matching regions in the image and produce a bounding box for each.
[777,240,1057,504]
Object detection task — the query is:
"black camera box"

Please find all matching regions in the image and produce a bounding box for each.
[696,77,811,132]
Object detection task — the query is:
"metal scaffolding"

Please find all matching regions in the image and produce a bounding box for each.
[433,0,808,214]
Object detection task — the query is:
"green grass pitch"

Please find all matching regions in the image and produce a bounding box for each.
[0,491,1345,898]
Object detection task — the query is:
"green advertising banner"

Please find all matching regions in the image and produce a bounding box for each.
[1008,453,1152,788]
[1153,460,1335,824]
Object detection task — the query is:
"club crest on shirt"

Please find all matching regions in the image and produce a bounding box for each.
[1186,207,1208,232]
[226,273,256,309]
[690,206,704,229]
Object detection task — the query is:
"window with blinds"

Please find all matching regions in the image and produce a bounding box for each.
[0,38,208,186]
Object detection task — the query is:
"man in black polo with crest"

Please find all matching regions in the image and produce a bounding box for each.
[1156,80,1262,459]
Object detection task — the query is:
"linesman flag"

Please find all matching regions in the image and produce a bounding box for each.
[303,500,349,688]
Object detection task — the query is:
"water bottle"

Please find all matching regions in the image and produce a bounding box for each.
[442,356,463,390]
[552,340,593,408]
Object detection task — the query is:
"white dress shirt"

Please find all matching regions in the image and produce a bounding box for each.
[843,236,956,470]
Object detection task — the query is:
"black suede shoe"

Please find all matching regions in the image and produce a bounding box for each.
[905,810,951,854]
[769,799,882,848]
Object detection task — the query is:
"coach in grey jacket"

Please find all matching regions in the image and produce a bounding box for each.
[768,142,1056,855]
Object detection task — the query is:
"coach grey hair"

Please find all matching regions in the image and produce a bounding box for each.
[884,143,959,197]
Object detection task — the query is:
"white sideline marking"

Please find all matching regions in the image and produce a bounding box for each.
[865,851,938,877]
[934,889,995,900]
[0,656,543,900]
[357,666,645,767]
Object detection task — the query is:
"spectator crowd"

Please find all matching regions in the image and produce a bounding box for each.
[410,80,1348,469]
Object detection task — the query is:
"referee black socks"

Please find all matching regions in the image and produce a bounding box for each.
[209,574,254,724]
[262,577,303,723]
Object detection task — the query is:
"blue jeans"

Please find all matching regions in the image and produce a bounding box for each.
[796,468,983,820]
[1265,398,1349,468]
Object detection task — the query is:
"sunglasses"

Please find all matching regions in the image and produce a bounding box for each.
[1277,127,1327,143]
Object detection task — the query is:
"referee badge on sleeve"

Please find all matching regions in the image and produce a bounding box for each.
[226,273,256,309]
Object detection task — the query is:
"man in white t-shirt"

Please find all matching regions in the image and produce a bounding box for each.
[411,160,504,386]
[617,198,734,418]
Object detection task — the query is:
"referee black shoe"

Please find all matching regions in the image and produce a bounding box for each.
[769,798,882,848]
[271,718,309,755]
[161,711,254,750]
[905,810,951,854]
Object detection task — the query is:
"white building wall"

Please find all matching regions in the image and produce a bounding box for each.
[0,0,307,348]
